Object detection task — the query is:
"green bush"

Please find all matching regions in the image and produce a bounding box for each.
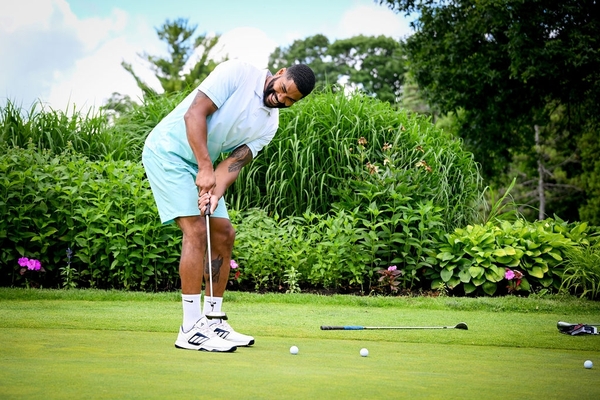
[230,209,372,293]
[227,89,482,292]
[432,217,598,297]
[0,144,181,290]
[4,92,596,296]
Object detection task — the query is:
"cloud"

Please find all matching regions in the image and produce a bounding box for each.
[0,0,85,107]
[337,4,413,40]
[211,27,278,69]
[0,0,157,111]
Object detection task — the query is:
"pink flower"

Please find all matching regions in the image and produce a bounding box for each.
[388,265,397,271]
[18,257,29,267]
[27,259,42,271]
[230,260,238,269]
[505,269,515,280]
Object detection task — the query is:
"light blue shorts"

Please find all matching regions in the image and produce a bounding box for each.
[142,147,229,224]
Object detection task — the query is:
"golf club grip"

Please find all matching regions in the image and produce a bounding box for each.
[320,326,364,330]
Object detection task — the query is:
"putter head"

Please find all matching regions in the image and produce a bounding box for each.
[455,322,468,330]
[557,321,576,331]
[206,311,228,320]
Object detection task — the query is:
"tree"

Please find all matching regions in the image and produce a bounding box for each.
[123,18,222,98]
[379,0,600,221]
[268,34,339,86]
[328,35,406,103]
[268,34,407,104]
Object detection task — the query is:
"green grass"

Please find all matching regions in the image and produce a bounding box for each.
[1,289,599,399]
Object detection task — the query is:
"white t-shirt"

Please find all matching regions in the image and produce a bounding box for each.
[144,59,279,164]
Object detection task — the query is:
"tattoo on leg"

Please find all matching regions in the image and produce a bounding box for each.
[205,255,223,282]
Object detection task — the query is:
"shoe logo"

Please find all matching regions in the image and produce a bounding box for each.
[188,333,210,346]
[213,328,230,339]
[183,299,194,303]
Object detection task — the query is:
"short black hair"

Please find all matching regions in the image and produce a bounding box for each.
[286,64,316,97]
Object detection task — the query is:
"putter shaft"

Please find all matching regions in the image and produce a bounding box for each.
[320,322,468,330]
[204,202,227,320]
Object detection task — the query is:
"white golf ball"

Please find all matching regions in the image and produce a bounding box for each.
[290,345,299,355]
[584,360,593,369]
[360,348,369,357]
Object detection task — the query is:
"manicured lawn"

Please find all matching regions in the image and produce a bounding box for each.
[1,289,599,399]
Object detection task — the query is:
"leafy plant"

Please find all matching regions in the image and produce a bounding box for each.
[376,265,404,294]
[59,247,78,289]
[433,217,596,296]
[0,144,182,291]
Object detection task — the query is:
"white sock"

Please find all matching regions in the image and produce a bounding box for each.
[181,294,201,332]
[203,296,223,317]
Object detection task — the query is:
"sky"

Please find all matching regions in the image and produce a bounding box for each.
[0,0,414,112]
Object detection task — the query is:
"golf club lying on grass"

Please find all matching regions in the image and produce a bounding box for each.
[320,322,468,330]
[557,321,600,331]
[205,202,227,321]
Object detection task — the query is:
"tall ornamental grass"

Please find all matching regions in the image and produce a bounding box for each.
[228,88,483,230]
[0,93,187,162]
[1,100,123,160]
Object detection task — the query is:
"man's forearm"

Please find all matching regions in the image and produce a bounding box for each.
[213,145,253,198]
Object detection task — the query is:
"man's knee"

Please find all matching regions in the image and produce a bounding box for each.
[177,216,207,245]
[213,219,235,248]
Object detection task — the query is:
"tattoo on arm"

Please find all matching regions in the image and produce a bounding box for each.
[228,145,253,173]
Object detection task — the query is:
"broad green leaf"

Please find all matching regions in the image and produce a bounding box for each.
[436,251,454,261]
[485,268,504,282]
[440,268,454,282]
[446,277,461,289]
[496,255,520,267]
[547,251,563,261]
[472,277,486,286]
[529,266,544,278]
[493,248,507,257]
[468,266,485,279]
[463,282,477,294]
[538,276,553,287]
[482,281,497,296]
[458,269,471,283]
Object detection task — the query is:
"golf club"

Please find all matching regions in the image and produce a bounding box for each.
[320,322,468,330]
[205,202,227,320]
[557,321,600,331]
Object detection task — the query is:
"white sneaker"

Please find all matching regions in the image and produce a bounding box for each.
[209,319,255,346]
[175,317,237,352]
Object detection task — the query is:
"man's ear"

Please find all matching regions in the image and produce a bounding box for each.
[276,68,287,76]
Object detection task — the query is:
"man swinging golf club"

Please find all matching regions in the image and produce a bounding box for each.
[142,59,315,352]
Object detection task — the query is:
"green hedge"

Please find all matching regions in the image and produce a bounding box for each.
[0,144,181,290]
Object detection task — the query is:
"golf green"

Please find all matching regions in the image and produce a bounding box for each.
[1,291,599,399]
[1,328,598,399]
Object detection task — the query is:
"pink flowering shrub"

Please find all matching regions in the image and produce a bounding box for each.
[17,257,46,288]
[504,268,524,293]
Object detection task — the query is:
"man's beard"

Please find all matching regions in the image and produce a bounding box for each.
[263,77,286,108]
